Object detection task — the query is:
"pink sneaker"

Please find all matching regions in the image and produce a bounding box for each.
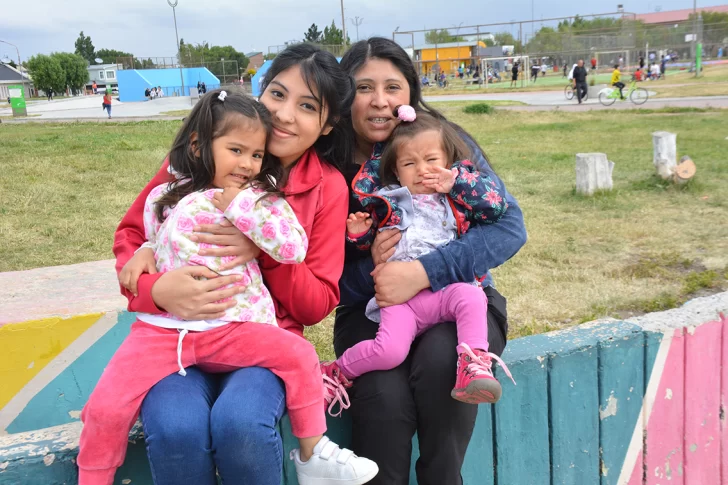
[451,343,515,404]
[321,361,353,418]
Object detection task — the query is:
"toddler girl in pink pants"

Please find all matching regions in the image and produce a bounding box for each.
[322,106,515,405]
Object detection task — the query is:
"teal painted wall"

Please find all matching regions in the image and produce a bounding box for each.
[3,303,727,485]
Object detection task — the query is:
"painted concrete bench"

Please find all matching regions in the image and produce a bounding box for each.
[1,260,727,485]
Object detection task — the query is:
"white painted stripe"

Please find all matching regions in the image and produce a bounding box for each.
[616,330,674,485]
[0,312,118,434]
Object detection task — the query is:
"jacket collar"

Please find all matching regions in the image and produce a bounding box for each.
[283,148,325,196]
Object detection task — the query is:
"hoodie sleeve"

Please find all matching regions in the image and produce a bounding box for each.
[449,159,508,224]
[113,159,173,313]
[224,190,308,264]
[258,175,349,326]
[418,138,527,291]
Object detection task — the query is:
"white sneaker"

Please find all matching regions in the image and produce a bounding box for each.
[290,435,379,485]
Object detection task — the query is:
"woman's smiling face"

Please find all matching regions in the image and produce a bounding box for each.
[259,65,332,166]
[350,58,411,147]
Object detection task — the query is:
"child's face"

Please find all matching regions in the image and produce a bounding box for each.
[210,119,267,189]
[394,129,449,195]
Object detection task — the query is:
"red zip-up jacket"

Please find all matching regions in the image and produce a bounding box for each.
[113,148,348,337]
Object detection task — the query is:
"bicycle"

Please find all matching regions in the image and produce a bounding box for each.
[564,83,588,102]
[598,80,648,106]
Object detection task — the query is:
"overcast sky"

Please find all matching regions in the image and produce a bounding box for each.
[0,0,710,62]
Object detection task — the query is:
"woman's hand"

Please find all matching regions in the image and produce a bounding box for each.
[371,229,401,266]
[119,247,157,296]
[191,220,260,271]
[371,260,430,307]
[151,266,244,320]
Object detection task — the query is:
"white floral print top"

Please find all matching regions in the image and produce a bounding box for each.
[136,183,308,331]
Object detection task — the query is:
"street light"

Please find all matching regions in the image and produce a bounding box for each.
[167,0,185,96]
[0,39,27,97]
[221,58,225,84]
[340,0,347,49]
[453,22,464,72]
[350,16,363,41]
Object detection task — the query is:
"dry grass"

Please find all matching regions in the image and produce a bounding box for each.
[650,82,728,98]
[658,63,728,84]
[0,121,177,271]
[158,110,192,117]
[1,109,727,355]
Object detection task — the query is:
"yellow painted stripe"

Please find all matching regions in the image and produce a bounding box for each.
[0,314,102,409]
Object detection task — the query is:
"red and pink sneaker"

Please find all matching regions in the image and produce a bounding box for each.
[320,361,353,417]
[451,343,515,404]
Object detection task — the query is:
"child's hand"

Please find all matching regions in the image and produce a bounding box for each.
[423,167,458,193]
[212,187,243,213]
[346,212,372,236]
[119,247,157,296]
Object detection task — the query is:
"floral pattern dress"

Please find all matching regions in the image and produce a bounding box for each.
[137,183,308,331]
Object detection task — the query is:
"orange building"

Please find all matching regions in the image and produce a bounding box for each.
[413,40,488,74]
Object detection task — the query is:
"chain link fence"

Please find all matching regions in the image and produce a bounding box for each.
[394,14,727,77]
[115,57,244,85]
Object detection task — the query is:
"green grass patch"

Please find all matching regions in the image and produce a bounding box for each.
[631,107,713,114]
[463,103,497,115]
[159,109,192,117]
[1,107,727,353]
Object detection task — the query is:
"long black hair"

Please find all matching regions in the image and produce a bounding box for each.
[156,88,278,222]
[261,43,355,172]
[340,37,491,166]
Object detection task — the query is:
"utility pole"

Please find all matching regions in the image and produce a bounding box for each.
[340,0,347,48]
[692,0,701,76]
[167,0,185,97]
[0,39,26,97]
[350,16,363,41]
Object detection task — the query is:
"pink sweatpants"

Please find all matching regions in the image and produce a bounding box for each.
[78,320,325,485]
[338,283,489,378]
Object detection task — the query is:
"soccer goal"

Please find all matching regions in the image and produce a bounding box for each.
[595,50,630,72]
[481,55,530,89]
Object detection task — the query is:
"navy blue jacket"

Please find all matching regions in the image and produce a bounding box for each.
[338,137,528,307]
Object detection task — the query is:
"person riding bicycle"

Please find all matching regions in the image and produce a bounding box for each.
[611,64,625,100]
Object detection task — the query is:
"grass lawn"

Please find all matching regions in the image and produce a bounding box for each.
[1,108,727,359]
[428,64,728,97]
[651,83,728,98]
[0,114,41,120]
[159,110,192,117]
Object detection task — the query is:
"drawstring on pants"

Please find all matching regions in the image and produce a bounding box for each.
[176,329,189,376]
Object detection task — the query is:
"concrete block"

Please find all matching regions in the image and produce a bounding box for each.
[576,153,614,196]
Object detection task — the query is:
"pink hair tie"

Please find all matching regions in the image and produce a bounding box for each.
[395,105,416,122]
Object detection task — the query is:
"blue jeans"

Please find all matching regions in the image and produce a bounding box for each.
[141,366,286,485]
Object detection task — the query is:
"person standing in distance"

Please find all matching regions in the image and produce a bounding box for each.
[572,60,588,104]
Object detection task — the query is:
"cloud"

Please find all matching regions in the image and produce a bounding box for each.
[0,0,692,61]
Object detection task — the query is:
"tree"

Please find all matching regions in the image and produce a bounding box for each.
[526,26,564,54]
[304,23,323,43]
[263,53,277,61]
[424,29,465,44]
[96,48,133,64]
[74,31,95,64]
[493,32,523,52]
[178,42,249,78]
[321,19,350,45]
[6,59,17,68]
[27,54,66,94]
[51,52,89,94]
